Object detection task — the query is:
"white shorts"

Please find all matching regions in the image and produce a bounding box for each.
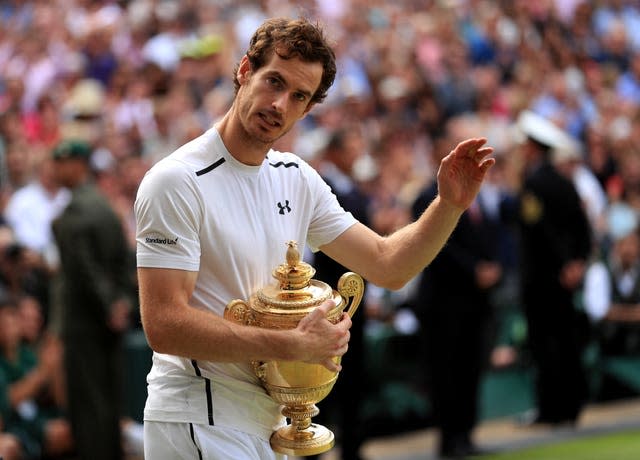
[144,421,288,460]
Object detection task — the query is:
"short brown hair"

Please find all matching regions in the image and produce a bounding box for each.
[233,17,337,104]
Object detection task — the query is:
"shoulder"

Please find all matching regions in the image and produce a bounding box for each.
[265,150,323,183]
[135,155,209,226]
[140,156,196,191]
[527,164,576,196]
[135,159,204,221]
[266,150,304,170]
[146,128,225,181]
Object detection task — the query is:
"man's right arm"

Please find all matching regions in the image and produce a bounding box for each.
[138,267,351,371]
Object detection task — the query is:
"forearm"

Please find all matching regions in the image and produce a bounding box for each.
[327,195,463,290]
[380,195,463,287]
[8,366,49,408]
[138,267,304,363]
[143,302,300,363]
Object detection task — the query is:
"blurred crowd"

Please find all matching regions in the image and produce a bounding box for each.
[2,0,640,458]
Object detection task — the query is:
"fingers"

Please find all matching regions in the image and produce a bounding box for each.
[339,330,351,349]
[480,157,496,172]
[456,137,487,154]
[301,299,353,370]
[453,137,494,162]
[316,298,336,316]
[339,311,353,329]
[321,342,349,372]
[321,357,342,372]
[308,299,353,329]
[302,299,335,325]
[475,146,494,160]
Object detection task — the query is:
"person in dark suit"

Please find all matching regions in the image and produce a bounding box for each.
[411,155,505,458]
[514,111,593,426]
[309,127,373,460]
[50,139,135,460]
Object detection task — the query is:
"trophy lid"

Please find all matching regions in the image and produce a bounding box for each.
[274,241,315,290]
[255,241,333,311]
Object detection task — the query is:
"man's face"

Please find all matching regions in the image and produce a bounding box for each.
[52,157,82,188]
[235,52,322,146]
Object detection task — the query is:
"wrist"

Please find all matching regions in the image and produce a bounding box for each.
[433,194,466,217]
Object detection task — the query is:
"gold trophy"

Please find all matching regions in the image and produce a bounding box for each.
[224,241,364,456]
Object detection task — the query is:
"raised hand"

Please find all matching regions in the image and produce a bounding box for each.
[436,137,495,210]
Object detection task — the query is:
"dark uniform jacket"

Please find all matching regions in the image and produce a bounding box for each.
[518,162,592,298]
[51,182,133,339]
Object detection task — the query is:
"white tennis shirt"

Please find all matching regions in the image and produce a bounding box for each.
[134,126,357,440]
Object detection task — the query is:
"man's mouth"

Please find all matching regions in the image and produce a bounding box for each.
[258,112,281,128]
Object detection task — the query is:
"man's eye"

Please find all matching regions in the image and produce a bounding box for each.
[294,93,307,102]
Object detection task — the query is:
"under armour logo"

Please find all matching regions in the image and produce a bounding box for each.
[277,200,291,215]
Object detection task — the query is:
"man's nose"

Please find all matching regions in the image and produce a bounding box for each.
[271,92,289,114]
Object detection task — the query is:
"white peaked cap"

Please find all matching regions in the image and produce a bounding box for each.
[516,110,579,153]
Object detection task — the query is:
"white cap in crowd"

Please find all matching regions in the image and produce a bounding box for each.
[516,110,582,158]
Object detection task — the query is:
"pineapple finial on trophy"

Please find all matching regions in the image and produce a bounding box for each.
[275,241,314,291]
[286,240,300,268]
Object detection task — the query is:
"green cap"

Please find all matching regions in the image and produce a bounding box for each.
[52,139,91,160]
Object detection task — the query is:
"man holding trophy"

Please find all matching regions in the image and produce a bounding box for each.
[134,16,495,460]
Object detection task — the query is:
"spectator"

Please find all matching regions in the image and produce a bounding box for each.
[17,295,66,408]
[0,296,73,460]
[513,110,593,426]
[411,133,505,459]
[50,139,135,460]
[0,243,51,318]
[3,157,70,266]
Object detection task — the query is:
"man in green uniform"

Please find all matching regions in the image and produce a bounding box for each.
[51,139,134,460]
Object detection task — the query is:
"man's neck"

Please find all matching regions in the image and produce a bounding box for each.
[215,111,271,166]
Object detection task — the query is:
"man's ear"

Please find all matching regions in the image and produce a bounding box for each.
[237,55,251,85]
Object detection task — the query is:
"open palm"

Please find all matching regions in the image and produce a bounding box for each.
[437,137,495,210]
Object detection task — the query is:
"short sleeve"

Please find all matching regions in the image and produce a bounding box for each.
[135,160,203,271]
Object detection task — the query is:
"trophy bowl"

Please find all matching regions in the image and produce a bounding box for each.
[224,241,364,456]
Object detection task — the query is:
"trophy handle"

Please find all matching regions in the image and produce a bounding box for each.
[337,272,364,318]
[224,299,252,325]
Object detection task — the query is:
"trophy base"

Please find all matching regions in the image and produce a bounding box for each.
[270,423,335,456]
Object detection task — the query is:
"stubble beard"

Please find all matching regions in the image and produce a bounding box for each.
[238,95,291,147]
[240,115,274,148]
